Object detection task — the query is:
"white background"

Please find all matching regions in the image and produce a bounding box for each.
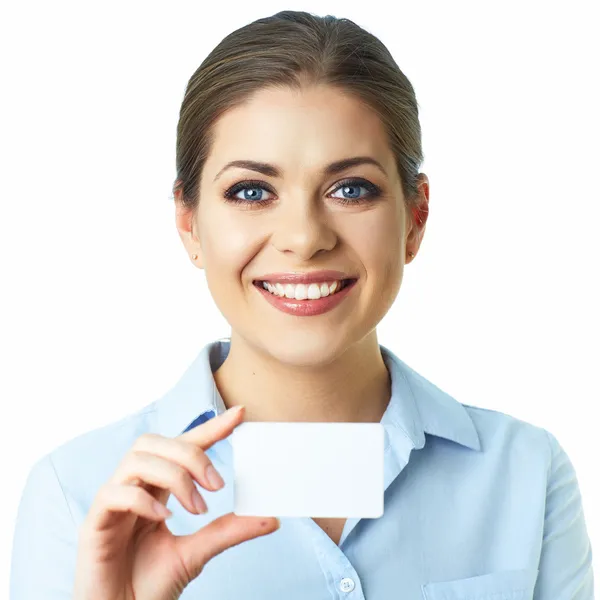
[1,0,598,594]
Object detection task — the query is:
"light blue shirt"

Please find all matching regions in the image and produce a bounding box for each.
[10,339,595,599]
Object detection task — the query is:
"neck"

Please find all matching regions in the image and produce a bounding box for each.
[212,330,391,423]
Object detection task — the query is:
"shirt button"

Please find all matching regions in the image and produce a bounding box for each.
[339,577,355,593]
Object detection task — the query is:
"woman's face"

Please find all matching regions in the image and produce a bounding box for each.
[177,84,427,367]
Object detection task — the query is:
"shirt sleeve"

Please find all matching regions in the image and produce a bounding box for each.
[10,453,79,599]
[533,429,595,599]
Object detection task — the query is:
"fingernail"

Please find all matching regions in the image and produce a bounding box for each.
[226,405,244,415]
[206,464,225,489]
[153,501,172,518]
[192,489,208,514]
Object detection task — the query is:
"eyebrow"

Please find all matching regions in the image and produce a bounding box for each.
[213,156,387,182]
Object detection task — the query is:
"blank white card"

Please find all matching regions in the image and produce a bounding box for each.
[231,422,385,518]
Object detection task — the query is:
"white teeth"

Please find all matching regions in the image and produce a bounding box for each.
[294,284,308,300]
[259,279,347,300]
[307,283,321,299]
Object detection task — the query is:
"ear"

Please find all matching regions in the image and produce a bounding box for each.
[174,187,204,269]
[405,173,429,261]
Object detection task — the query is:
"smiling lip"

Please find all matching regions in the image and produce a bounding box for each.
[253,270,355,285]
[253,278,358,317]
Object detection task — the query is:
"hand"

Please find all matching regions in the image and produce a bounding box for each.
[73,405,279,600]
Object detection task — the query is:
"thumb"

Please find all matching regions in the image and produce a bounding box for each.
[174,512,280,581]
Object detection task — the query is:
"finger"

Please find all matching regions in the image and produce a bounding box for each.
[178,404,245,450]
[132,433,225,493]
[86,483,173,532]
[109,450,208,516]
[175,513,281,581]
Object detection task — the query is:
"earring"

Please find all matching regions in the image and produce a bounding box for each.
[191,254,198,260]
[408,251,415,258]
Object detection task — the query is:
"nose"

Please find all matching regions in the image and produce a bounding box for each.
[270,192,337,260]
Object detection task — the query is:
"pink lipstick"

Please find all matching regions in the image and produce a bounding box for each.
[252,277,358,317]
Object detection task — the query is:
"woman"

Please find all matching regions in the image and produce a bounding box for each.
[10,10,594,600]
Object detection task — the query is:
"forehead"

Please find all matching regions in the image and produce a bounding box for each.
[204,85,395,180]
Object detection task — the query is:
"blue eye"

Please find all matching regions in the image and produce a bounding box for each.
[330,180,380,204]
[223,180,274,205]
[223,178,381,207]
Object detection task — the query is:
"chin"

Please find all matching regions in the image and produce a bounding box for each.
[258,329,355,368]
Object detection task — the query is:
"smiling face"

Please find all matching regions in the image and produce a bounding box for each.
[176,84,427,367]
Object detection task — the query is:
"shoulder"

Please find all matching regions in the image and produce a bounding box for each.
[388,348,557,467]
[32,399,160,524]
[461,402,555,471]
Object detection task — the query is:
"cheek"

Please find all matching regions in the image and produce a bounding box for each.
[205,228,252,263]
[349,209,403,277]
[200,211,262,284]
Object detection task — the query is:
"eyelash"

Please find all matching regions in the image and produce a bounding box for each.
[222,177,382,207]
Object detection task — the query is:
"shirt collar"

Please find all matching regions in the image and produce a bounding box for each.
[153,338,481,453]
